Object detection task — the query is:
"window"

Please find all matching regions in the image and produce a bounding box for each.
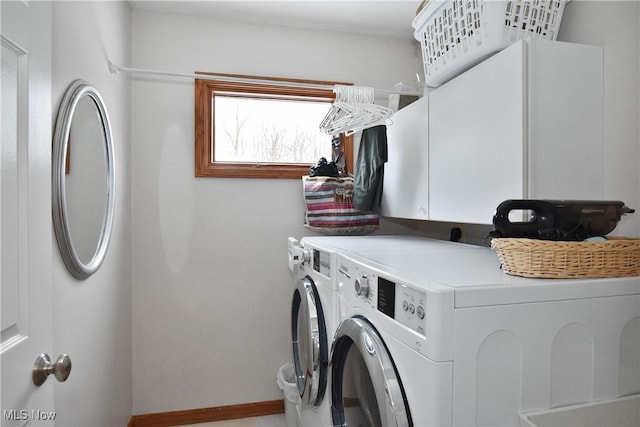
[195,74,353,179]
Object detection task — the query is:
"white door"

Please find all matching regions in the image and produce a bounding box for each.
[1,1,55,425]
[380,96,429,220]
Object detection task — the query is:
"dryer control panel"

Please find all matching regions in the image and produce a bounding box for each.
[378,277,427,336]
[338,254,457,361]
[343,263,427,338]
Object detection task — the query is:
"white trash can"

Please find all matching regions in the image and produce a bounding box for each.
[277,362,301,427]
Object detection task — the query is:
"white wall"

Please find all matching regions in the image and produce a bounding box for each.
[51,2,132,425]
[130,10,419,414]
[557,0,640,237]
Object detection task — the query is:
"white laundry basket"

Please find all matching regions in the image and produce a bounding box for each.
[413,0,566,87]
[277,362,300,427]
[520,395,640,427]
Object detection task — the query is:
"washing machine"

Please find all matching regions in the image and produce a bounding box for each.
[331,245,640,426]
[287,235,481,427]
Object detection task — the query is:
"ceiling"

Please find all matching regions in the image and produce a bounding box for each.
[128,1,423,41]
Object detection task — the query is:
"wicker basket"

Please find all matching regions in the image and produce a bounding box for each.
[491,237,640,279]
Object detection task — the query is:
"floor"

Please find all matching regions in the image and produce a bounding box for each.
[182,414,288,427]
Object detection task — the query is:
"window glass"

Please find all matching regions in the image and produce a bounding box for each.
[213,95,332,164]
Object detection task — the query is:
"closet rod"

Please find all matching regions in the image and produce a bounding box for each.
[108,61,423,97]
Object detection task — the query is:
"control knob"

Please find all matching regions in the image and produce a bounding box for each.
[354,276,369,297]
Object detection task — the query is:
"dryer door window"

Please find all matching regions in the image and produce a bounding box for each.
[331,317,411,427]
[291,276,329,407]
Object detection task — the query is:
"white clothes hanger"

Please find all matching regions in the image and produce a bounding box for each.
[319,85,394,136]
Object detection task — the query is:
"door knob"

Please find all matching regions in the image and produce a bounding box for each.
[32,353,72,386]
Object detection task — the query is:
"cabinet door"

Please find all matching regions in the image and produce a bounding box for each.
[429,41,525,224]
[380,96,429,220]
[526,39,604,200]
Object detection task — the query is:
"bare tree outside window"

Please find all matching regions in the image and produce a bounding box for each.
[214,96,332,164]
[221,104,249,158]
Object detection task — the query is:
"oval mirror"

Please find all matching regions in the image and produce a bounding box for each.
[52,80,115,280]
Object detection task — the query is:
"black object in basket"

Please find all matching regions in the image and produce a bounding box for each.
[490,200,635,241]
[309,157,339,178]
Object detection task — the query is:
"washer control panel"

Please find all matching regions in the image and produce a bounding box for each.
[313,249,331,278]
[378,277,427,336]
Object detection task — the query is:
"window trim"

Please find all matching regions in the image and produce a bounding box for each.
[195,74,353,179]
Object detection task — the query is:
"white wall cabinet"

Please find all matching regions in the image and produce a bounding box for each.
[382,39,604,224]
[428,38,604,224]
[380,96,430,219]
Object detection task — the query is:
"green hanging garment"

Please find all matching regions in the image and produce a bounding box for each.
[353,125,388,213]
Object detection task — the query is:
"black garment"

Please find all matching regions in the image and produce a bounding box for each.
[353,125,387,213]
[309,157,339,177]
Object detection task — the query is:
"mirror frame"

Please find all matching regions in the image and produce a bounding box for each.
[52,79,115,280]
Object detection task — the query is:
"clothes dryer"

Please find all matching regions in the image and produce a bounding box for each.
[287,235,479,427]
[332,246,640,426]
